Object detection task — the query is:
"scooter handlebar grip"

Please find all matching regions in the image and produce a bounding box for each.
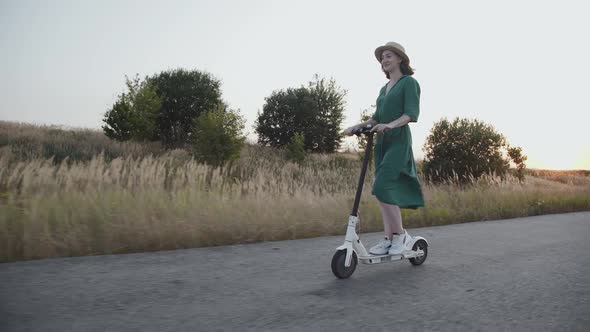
[354,124,373,136]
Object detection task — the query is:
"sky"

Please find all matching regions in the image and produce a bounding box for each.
[1,0,589,170]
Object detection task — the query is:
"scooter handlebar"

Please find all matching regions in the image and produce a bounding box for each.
[352,124,374,136]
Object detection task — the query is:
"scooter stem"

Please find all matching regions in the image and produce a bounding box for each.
[351,131,374,217]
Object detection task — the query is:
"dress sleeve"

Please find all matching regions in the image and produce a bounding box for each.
[403,78,420,122]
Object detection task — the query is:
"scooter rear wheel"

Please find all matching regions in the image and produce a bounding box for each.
[331,249,358,279]
[409,239,428,266]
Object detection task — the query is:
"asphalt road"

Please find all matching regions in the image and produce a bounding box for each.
[1,212,589,332]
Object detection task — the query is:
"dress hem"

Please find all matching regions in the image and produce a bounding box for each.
[372,193,424,209]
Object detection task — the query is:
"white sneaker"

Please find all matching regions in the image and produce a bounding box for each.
[369,237,391,255]
[388,230,411,255]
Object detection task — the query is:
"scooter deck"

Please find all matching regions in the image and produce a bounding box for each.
[359,250,424,265]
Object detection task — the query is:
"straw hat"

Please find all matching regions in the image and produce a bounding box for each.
[374,42,409,63]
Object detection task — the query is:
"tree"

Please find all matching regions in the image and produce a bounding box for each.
[357,106,375,152]
[422,117,526,183]
[255,75,346,153]
[190,106,246,168]
[508,146,528,182]
[149,69,224,148]
[102,99,134,141]
[307,75,346,152]
[350,106,375,166]
[102,75,161,141]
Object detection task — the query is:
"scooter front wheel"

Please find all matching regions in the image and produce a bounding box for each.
[331,249,358,279]
[409,239,428,266]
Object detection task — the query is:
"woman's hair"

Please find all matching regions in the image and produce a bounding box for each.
[383,50,415,78]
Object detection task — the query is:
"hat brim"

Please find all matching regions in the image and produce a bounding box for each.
[374,45,409,63]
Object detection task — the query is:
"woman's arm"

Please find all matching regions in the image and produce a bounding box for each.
[357,118,378,129]
[342,118,378,136]
[370,114,412,133]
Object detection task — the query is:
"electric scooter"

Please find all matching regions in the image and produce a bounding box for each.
[331,124,429,279]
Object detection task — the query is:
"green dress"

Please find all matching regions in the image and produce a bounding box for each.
[371,75,424,209]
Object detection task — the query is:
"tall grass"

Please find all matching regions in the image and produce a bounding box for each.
[0,120,166,163]
[1,121,589,262]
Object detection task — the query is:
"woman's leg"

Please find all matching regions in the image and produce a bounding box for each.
[370,200,405,254]
[378,202,394,239]
[379,201,404,235]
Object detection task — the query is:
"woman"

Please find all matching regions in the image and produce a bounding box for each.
[342,41,424,255]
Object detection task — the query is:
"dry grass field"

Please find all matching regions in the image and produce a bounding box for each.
[1,121,589,262]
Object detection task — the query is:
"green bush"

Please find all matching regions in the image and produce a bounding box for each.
[150,69,225,148]
[423,117,526,183]
[102,75,161,142]
[255,75,346,153]
[103,69,225,149]
[190,107,246,168]
[508,146,527,182]
[285,132,306,163]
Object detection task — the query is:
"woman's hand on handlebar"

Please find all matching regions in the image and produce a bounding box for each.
[341,126,359,136]
[370,123,393,134]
